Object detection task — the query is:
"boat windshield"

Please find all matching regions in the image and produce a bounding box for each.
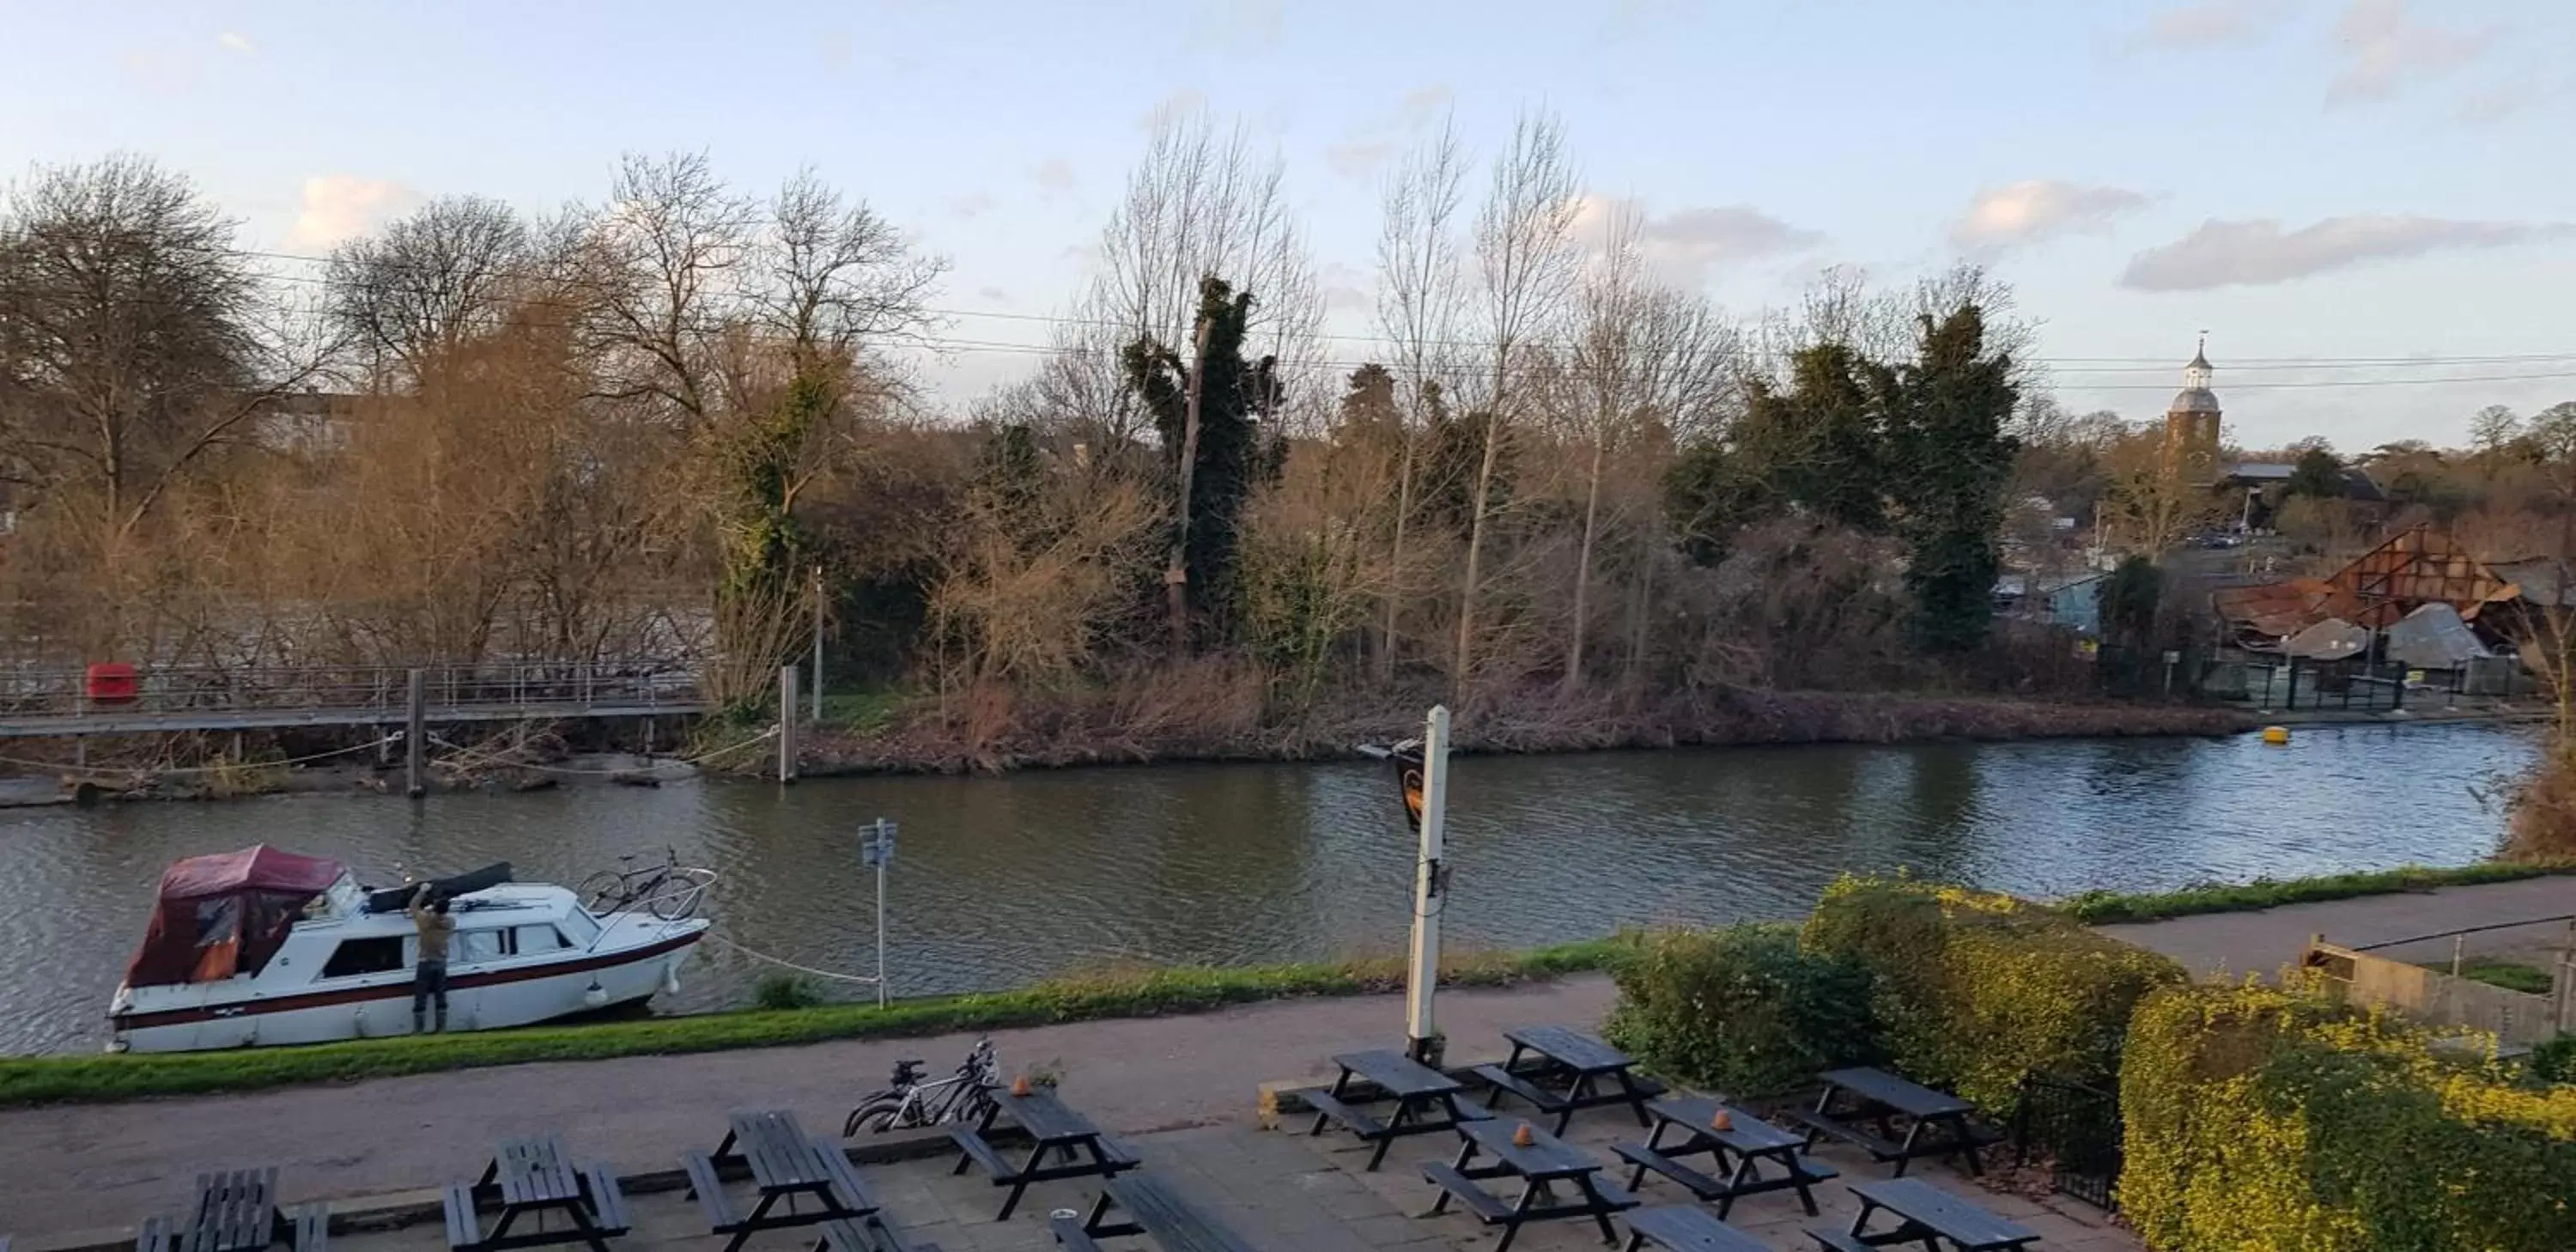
[560,907,602,947]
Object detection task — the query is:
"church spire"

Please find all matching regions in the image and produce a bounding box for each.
[2184,332,2212,391]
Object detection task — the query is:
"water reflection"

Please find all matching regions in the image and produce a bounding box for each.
[0,722,2532,1054]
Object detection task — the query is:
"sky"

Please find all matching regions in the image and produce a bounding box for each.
[3,0,2572,449]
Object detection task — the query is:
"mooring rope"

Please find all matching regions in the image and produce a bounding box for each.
[697,929,883,984]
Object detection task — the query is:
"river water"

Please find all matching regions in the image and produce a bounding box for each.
[0,722,2534,1054]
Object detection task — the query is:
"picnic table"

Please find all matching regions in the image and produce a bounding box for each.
[683,1109,879,1252]
[1050,1173,1255,1252]
[1420,1116,1638,1252]
[1614,1095,1838,1219]
[1473,1026,1665,1133]
[442,1135,627,1252]
[137,1169,328,1252]
[1302,1048,1492,1170]
[1806,1178,2039,1252]
[1619,1206,1770,1252]
[950,1087,1139,1220]
[1781,1068,2000,1178]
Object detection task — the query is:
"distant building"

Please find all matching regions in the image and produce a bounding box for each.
[2161,340,2222,488]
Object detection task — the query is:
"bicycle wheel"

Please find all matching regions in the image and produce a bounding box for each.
[646,872,697,921]
[576,871,627,914]
[845,1095,905,1138]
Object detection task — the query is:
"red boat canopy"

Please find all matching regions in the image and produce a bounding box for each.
[124,846,348,988]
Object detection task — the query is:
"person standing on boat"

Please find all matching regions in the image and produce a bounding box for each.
[407,883,455,1034]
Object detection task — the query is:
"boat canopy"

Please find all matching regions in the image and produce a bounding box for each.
[124,845,348,988]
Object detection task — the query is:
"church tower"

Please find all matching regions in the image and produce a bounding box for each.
[2162,337,2222,486]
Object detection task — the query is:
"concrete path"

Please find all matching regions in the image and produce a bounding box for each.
[0,976,1616,1238]
[2097,876,2576,977]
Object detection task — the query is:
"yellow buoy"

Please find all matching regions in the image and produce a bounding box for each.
[2262,726,2290,745]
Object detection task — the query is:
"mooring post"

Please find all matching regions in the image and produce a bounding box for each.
[405,667,427,799]
[778,664,799,784]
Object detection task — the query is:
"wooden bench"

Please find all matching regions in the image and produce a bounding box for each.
[1301,1050,1492,1171]
[440,1184,480,1252]
[283,1205,328,1252]
[1416,1163,1522,1224]
[1469,1066,1566,1121]
[817,1215,943,1252]
[1800,1230,1873,1252]
[137,1217,173,1252]
[579,1164,628,1237]
[1051,1174,1255,1252]
[681,1150,747,1233]
[1620,1205,1769,1252]
[1793,1069,2002,1178]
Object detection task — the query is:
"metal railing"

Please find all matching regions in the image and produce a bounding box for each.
[2013,1072,2122,1212]
[0,662,703,721]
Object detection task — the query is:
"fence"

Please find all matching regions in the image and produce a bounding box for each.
[0,662,705,736]
[2302,936,2576,1050]
[2012,1072,2122,1212]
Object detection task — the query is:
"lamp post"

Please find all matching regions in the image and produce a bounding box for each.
[860,818,895,1007]
[1359,704,1451,1066]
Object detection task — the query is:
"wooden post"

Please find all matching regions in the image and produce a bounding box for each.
[779,665,799,784]
[405,667,427,799]
[1163,315,1214,656]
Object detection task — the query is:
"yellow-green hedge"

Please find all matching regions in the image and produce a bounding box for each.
[2120,981,2576,1251]
[1801,874,2185,1114]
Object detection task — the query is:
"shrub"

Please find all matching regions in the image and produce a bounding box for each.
[2536,1035,2576,1085]
[1802,874,2185,1114]
[2121,981,2576,1251]
[1603,924,1878,1098]
[753,973,825,1011]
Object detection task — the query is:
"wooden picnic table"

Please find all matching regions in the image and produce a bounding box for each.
[1808,1178,2039,1252]
[1615,1095,1838,1219]
[1421,1116,1638,1252]
[1474,1026,1665,1133]
[1782,1068,2000,1178]
[137,1169,327,1252]
[1303,1048,1492,1171]
[1051,1173,1256,1252]
[443,1135,627,1252]
[683,1109,878,1252]
[1619,1205,1770,1252]
[951,1087,1139,1220]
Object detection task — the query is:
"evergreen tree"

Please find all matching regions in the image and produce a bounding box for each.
[1883,307,2020,653]
[1121,276,1283,641]
[1735,343,1891,532]
[2287,446,2345,500]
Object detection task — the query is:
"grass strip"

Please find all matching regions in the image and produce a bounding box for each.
[0,938,1628,1108]
[2061,861,2576,925]
[2427,959,2556,995]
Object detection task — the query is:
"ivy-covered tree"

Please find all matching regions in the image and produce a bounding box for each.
[1735,343,1891,532]
[1121,275,1283,645]
[2098,554,2162,649]
[1883,307,2020,652]
[2287,446,2346,500]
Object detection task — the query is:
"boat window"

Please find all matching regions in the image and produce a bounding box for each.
[516,924,565,955]
[455,927,514,963]
[319,936,405,979]
[558,909,600,945]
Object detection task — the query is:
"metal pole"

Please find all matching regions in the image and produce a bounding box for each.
[875,819,890,1008]
[405,667,427,799]
[1405,704,1451,1065]
[778,665,798,784]
[812,565,825,725]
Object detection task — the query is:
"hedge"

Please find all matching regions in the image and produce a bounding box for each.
[1801,875,2185,1115]
[2121,981,2576,1252]
[1602,923,1878,1098]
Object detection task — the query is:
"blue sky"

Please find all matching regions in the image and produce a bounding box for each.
[3,0,2571,447]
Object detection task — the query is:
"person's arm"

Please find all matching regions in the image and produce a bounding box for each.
[406,883,430,925]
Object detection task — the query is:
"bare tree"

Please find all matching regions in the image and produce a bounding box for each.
[754,168,947,362]
[586,151,757,423]
[1371,119,1470,678]
[1455,112,1581,691]
[325,194,530,378]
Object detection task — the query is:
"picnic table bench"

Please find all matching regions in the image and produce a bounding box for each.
[1049,1173,1255,1252]
[1421,1116,1638,1252]
[1614,1095,1838,1219]
[683,1109,878,1252]
[951,1087,1139,1220]
[137,1169,328,1252]
[1302,1048,1492,1170]
[442,1135,626,1252]
[1473,1026,1665,1133]
[1781,1069,2000,1178]
[1619,1205,1770,1252]
[815,1213,942,1252]
[1806,1178,2039,1252]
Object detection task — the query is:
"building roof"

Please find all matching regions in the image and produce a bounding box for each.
[2169,386,2222,415]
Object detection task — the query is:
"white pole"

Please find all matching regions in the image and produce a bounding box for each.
[874,819,890,1008]
[1405,704,1450,1064]
[811,565,825,724]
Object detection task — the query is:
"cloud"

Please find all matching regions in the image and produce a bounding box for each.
[2120,215,2570,290]
[1034,158,1077,192]
[1326,140,1396,180]
[282,175,421,251]
[2127,0,2287,51]
[2328,0,2494,105]
[216,31,256,54]
[1323,84,1454,183]
[1574,196,1821,289]
[1319,262,1370,313]
[1139,88,1207,131]
[975,286,1009,303]
[1190,0,1283,52]
[2454,84,2534,125]
[946,191,997,221]
[1951,180,2154,251]
[1400,85,1452,125]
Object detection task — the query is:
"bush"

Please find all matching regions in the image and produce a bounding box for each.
[752,973,825,1011]
[1603,924,1878,1098]
[2121,981,2576,1251]
[2536,1035,2576,1085]
[1802,875,2184,1114]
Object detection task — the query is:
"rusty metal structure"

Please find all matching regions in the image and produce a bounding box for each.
[2324,526,2517,627]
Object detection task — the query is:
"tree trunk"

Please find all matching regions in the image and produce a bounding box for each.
[1564,432,1608,696]
[1377,428,1419,681]
[1454,387,1506,696]
[1164,317,1213,657]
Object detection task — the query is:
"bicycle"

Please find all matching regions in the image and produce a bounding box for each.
[845,1037,999,1135]
[576,847,712,921]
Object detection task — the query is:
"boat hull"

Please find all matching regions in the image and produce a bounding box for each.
[110,930,701,1053]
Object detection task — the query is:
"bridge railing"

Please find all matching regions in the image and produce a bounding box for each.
[0,663,704,721]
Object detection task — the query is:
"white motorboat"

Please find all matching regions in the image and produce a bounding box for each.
[106,845,708,1053]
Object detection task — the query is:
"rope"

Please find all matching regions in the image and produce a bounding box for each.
[0,734,396,777]
[428,726,780,776]
[699,930,882,984]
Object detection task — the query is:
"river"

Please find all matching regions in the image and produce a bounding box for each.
[0,721,2534,1054]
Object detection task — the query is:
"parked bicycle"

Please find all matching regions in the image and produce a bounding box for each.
[845,1037,1000,1135]
[576,847,714,921]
